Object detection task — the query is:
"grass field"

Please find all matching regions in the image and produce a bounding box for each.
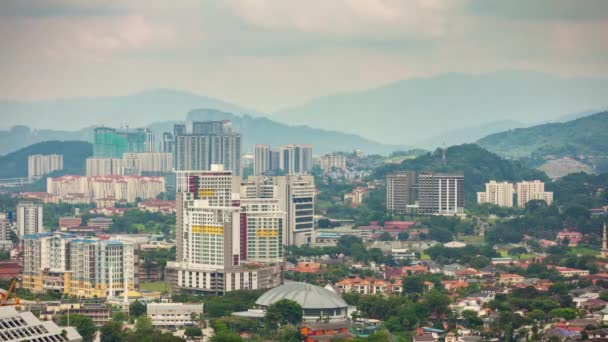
[461,235,484,245]
[569,246,598,256]
[420,252,431,260]
[139,281,172,293]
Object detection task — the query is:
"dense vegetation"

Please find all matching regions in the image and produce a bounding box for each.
[478,111,608,172]
[0,140,92,178]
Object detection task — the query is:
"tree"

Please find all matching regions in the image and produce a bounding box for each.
[379,232,393,241]
[402,276,424,294]
[461,310,483,330]
[210,331,244,342]
[57,314,96,342]
[265,299,303,328]
[129,300,146,318]
[185,326,203,337]
[277,326,302,342]
[100,320,124,342]
[397,231,409,241]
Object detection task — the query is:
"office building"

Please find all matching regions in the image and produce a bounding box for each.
[28,154,63,179]
[0,306,82,342]
[280,144,313,175]
[320,154,346,172]
[93,127,147,158]
[162,132,174,153]
[418,172,464,215]
[516,180,553,207]
[122,152,173,176]
[145,129,155,153]
[86,158,123,177]
[386,171,417,215]
[147,303,204,329]
[22,232,135,298]
[242,175,315,246]
[17,201,44,237]
[174,121,241,175]
[166,166,283,293]
[254,144,270,176]
[477,181,514,207]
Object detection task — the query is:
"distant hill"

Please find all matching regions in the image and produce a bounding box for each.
[0,141,92,179]
[0,126,91,156]
[374,144,548,201]
[273,70,608,145]
[150,108,406,154]
[477,111,608,174]
[0,89,257,131]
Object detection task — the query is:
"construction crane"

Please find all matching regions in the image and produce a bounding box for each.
[1,278,20,306]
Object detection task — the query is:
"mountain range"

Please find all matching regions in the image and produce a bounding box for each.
[273,70,608,146]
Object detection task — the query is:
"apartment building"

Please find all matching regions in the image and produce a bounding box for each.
[22,232,135,298]
[319,154,346,171]
[174,121,241,175]
[477,181,515,207]
[279,144,313,175]
[47,175,165,205]
[516,180,553,207]
[28,154,63,179]
[17,201,44,237]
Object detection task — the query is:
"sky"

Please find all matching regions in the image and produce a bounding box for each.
[1,0,607,113]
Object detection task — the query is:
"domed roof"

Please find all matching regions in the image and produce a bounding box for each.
[256,282,347,310]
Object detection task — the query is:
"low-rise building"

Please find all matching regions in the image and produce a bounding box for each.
[0,306,82,341]
[147,303,204,329]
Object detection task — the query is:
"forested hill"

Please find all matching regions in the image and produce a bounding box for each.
[0,140,92,178]
[374,144,548,199]
[477,111,608,174]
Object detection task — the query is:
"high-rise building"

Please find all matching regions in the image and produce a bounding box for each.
[418,172,464,215]
[477,181,514,207]
[320,154,347,172]
[122,152,173,176]
[386,171,417,215]
[279,144,313,175]
[162,132,174,153]
[145,129,156,152]
[242,175,315,246]
[28,154,63,179]
[254,145,270,176]
[17,201,44,236]
[174,124,186,137]
[93,127,147,158]
[516,180,553,207]
[166,166,283,293]
[240,198,285,263]
[22,232,135,298]
[86,158,124,177]
[175,121,241,175]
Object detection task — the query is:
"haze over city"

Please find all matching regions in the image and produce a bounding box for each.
[0,2,608,342]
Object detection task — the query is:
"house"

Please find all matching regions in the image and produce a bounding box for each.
[587,328,608,340]
[441,280,469,291]
[554,266,590,278]
[582,298,608,311]
[287,262,321,273]
[499,273,525,285]
[556,230,582,246]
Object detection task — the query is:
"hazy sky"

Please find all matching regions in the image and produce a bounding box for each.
[1,0,607,112]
